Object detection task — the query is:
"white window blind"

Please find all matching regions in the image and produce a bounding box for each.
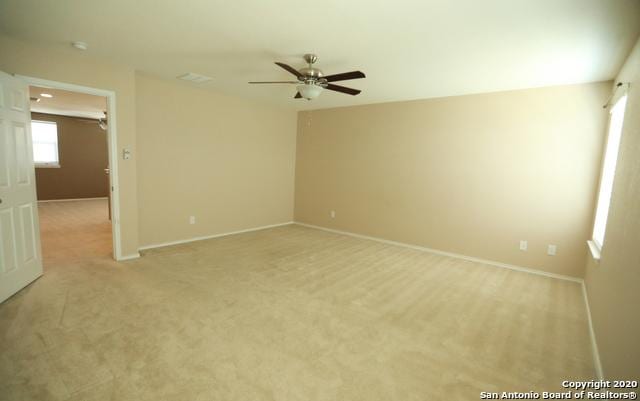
[31,120,60,167]
[592,95,627,249]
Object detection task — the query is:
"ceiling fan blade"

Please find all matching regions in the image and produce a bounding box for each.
[294,92,302,99]
[275,62,303,79]
[323,71,365,82]
[325,84,361,96]
[248,81,299,84]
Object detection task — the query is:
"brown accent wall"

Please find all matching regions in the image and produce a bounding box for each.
[32,112,109,200]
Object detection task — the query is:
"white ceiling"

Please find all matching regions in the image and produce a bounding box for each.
[29,86,107,120]
[2,0,639,110]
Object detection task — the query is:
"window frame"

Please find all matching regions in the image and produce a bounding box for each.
[589,94,628,259]
[31,119,61,168]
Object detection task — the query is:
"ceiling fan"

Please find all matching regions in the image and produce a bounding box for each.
[77,111,108,130]
[249,54,365,100]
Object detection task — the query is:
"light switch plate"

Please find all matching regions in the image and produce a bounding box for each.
[547,245,557,256]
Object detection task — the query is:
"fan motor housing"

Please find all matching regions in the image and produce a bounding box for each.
[299,53,323,82]
[299,67,323,80]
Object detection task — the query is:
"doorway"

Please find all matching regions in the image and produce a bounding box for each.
[21,76,122,261]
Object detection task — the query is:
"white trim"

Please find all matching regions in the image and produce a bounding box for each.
[294,222,582,283]
[34,163,61,168]
[17,75,123,261]
[117,253,140,261]
[37,197,108,203]
[30,106,105,120]
[139,222,294,251]
[582,281,604,380]
[587,240,601,262]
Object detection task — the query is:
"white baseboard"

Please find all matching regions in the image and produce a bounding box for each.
[295,221,607,377]
[134,219,603,378]
[294,222,582,283]
[138,221,294,251]
[582,281,604,380]
[38,197,108,203]
[117,253,140,261]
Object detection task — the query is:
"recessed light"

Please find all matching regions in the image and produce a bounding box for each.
[72,41,88,50]
[40,93,53,98]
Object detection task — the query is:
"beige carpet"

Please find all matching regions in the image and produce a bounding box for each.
[0,199,594,400]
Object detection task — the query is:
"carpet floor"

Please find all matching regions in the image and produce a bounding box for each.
[0,199,594,400]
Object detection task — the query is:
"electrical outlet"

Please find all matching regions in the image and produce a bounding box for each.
[547,244,557,256]
[189,216,196,225]
[519,240,527,251]
[330,210,336,219]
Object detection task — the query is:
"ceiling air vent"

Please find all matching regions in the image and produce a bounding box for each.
[177,73,213,83]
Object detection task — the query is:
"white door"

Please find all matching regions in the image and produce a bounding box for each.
[0,71,43,303]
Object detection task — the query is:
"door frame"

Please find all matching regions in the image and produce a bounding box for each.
[17,75,123,261]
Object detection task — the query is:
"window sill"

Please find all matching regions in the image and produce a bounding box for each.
[587,240,601,263]
[35,164,60,169]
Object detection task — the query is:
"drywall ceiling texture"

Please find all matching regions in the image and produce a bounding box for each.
[135,74,297,248]
[0,0,638,110]
[584,37,640,379]
[0,35,140,257]
[295,82,610,278]
[29,86,107,119]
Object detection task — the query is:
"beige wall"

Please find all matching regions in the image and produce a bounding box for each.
[0,35,297,255]
[295,82,610,278]
[0,35,139,257]
[32,113,109,200]
[584,37,640,379]
[135,74,296,247]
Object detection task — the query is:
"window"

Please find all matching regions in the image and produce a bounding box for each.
[31,120,60,168]
[591,94,627,251]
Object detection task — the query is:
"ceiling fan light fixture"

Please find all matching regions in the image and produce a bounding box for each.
[297,83,323,100]
[250,55,365,99]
